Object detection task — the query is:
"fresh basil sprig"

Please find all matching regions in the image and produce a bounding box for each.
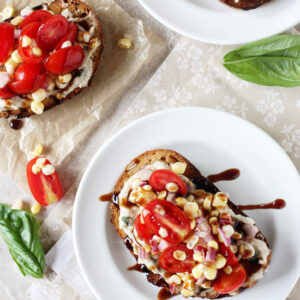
[0,204,45,278]
[223,35,300,87]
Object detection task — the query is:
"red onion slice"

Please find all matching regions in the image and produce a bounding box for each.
[218,227,231,247]
[196,275,206,285]
[206,247,216,262]
[139,247,148,260]
[158,239,172,252]
[170,283,176,294]
[166,192,176,202]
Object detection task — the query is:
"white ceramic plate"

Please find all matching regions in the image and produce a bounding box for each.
[136,0,300,45]
[73,107,300,300]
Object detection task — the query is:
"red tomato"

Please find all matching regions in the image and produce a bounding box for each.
[27,157,63,206]
[0,86,15,99]
[44,45,84,75]
[219,243,239,266]
[19,22,46,64]
[9,63,46,94]
[143,199,191,244]
[55,22,77,50]
[19,10,52,29]
[159,244,195,273]
[37,15,68,51]
[213,264,246,294]
[135,213,154,242]
[149,169,187,195]
[0,23,14,63]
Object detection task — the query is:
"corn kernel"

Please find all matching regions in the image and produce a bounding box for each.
[239,242,255,259]
[32,144,43,157]
[212,192,228,208]
[21,35,32,47]
[183,279,194,290]
[171,162,187,175]
[83,32,91,43]
[61,40,72,48]
[90,37,100,49]
[208,240,219,250]
[10,16,23,26]
[32,88,46,102]
[212,224,219,235]
[166,182,178,193]
[157,190,167,199]
[181,289,194,297]
[230,244,238,253]
[168,275,181,285]
[190,218,196,230]
[192,264,205,279]
[31,101,44,114]
[184,202,200,219]
[222,225,234,238]
[2,7,15,19]
[193,252,205,263]
[232,232,242,240]
[173,250,187,261]
[209,216,218,225]
[5,58,17,74]
[176,197,187,208]
[36,157,46,168]
[32,164,41,174]
[42,164,55,176]
[55,79,68,89]
[187,195,195,202]
[32,46,42,57]
[11,200,23,210]
[224,266,232,275]
[58,73,72,84]
[31,203,41,215]
[159,227,168,238]
[211,209,219,217]
[214,254,227,269]
[204,267,217,280]
[203,195,213,211]
[201,281,211,289]
[185,234,199,249]
[11,50,23,64]
[142,184,152,191]
[117,38,131,49]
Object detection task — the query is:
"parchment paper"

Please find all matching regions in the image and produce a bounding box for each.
[0,0,164,195]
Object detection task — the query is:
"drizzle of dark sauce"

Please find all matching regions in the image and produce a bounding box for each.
[127,263,149,273]
[158,288,174,300]
[99,192,113,202]
[238,199,286,211]
[207,168,240,183]
[9,119,23,130]
[124,236,133,252]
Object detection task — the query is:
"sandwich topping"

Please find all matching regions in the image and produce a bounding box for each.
[0,3,101,115]
[118,161,270,298]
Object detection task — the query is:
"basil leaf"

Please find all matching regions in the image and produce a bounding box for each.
[0,204,45,278]
[223,35,300,87]
[122,216,131,226]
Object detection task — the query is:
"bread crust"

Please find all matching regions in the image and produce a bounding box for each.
[110,149,271,298]
[0,0,103,119]
[220,0,271,10]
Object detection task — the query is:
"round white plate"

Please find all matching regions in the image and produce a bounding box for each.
[73,107,300,300]
[137,0,300,45]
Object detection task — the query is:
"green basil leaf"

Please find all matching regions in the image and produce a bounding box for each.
[223,35,300,87]
[0,204,45,278]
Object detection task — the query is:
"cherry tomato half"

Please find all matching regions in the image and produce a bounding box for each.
[55,22,77,50]
[19,10,52,29]
[219,243,239,266]
[9,63,46,94]
[149,169,187,195]
[159,244,195,273]
[0,86,15,99]
[44,45,84,75]
[143,199,191,244]
[19,22,46,64]
[0,23,14,63]
[135,213,154,242]
[27,157,63,206]
[213,264,246,294]
[37,15,68,51]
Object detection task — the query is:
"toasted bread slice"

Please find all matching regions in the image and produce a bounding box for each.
[0,0,103,119]
[110,149,271,298]
[220,0,271,10]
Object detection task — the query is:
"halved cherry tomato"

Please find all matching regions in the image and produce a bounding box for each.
[149,169,187,195]
[159,244,195,273]
[0,23,14,63]
[143,199,191,244]
[19,22,46,64]
[37,15,68,51]
[212,264,246,294]
[19,10,52,29]
[44,45,84,75]
[219,243,239,266]
[0,86,15,99]
[9,63,46,94]
[27,157,63,206]
[135,213,154,242]
[55,22,77,50]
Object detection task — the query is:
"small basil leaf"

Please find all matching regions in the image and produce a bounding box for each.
[223,35,300,87]
[0,204,45,278]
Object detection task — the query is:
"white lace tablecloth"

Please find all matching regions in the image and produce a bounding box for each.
[0,1,299,299]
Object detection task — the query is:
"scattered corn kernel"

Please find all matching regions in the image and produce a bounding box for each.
[10,16,23,26]
[187,195,195,202]
[214,254,227,269]
[154,204,165,215]
[230,244,238,253]
[159,227,168,238]
[11,50,23,64]
[61,40,72,48]
[2,6,15,19]
[184,202,200,219]
[239,242,255,259]
[204,267,217,280]
[32,88,46,102]
[203,194,213,211]
[212,224,219,235]
[36,157,46,168]
[31,101,44,114]
[32,144,43,156]
[224,266,232,275]
[192,264,205,279]
[21,35,32,47]
[5,58,17,74]
[176,197,187,208]
[32,46,42,57]
[58,73,72,84]
[185,235,199,249]
[11,200,23,210]
[211,209,219,217]
[193,252,205,263]
[171,162,187,175]
[209,216,218,225]
[166,182,178,193]
[142,184,152,191]
[168,275,181,285]
[212,192,228,208]
[32,164,41,174]
[55,79,68,89]
[222,225,234,238]
[31,203,41,215]
[201,281,211,289]
[173,250,187,261]
[190,218,196,230]
[208,240,219,250]
[42,164,55,176]
[232,232,242,240]
[183,279,194,290]
[117,38,131,49]
[181,289,194,298]
[157,190,167,199]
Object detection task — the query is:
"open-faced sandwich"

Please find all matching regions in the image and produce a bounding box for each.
[0,0,103,118]
[110,149,271,298]
[220,0,271,10]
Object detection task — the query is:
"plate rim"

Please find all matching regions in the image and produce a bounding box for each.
[73,107,300,300]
